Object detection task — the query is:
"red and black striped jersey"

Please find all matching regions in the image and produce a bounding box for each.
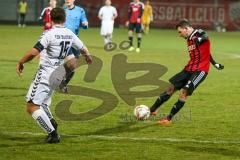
[128,2,144,23]
[40,7,52,30]
[184,29,211,73]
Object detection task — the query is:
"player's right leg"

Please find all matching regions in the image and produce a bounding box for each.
[128,23,135,51]
[150,85,175,115]
[26,66,60,143]
[150,70,189,115]
[27,102,60,143]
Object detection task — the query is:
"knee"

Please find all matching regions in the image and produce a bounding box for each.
[66,58,77,71]
[26,102,39,114]
[128,31,133,36]
[166,85,175,95]
[179,89,188,101]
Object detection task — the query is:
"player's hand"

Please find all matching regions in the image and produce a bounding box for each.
[150,16,153,22]
[82,21,88,27]
[46,22,51,28]
[125,21,129,27]
[16,62,24,76]
[214,63,224,70]
[84,54,92,64]
[137,18,141,23]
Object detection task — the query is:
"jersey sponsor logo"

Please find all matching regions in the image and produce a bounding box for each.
[188,44,196,51]
[36,116,52,133]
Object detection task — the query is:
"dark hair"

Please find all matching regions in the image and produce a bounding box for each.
[50,7,66,23]
[176,19,191,29]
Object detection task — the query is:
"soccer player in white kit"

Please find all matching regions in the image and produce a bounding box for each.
[16,7,92,143]
[98,0,118,45]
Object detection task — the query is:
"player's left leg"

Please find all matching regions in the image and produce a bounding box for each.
[103,35,108,45]
[27,102,60,143]
[135,23,142,52]
[40,94,58,131]
[60,50,78,93]
[22,14,26,27]
[145,23,150,34]
[107,33,112,44]
[158,89,187,125]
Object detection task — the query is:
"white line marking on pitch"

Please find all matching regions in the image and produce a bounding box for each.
[3,131,240,145]
[217,52,240,59]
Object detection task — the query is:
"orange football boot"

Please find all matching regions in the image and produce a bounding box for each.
[150,111,157,116]
[157,118,171,125]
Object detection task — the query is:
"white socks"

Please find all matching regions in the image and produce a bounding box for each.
[32,109,55,133]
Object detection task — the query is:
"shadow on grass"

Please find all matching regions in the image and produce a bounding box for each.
[0,86,27,91]
[0,132,45,147]
[178,146,240,158]
[76,122,158,137]
[0,59,18,63]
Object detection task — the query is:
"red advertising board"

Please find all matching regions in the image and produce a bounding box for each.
[76,0,240,30]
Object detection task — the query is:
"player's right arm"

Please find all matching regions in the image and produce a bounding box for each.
[16,48,40,76]
[39,8,46,21]
[126,4,132,26]
[98,7,103,20]
[79,8,88,29]
[16,32,49,76]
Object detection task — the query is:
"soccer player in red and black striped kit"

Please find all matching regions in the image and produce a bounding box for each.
[39,0,57,30]
[150,19,224,125]
[126,0,144,53]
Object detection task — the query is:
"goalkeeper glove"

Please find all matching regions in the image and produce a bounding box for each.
[214,63,224,70]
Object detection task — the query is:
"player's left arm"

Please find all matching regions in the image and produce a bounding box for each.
[16,48,40,76]
[80,46,92,64]
[210,54,224,70]
[80,9,88,29]
[137,3,144,23]
[150,6,153,21]
[72,35,92,64]
[113,8,118,20]
[194,30,224,70]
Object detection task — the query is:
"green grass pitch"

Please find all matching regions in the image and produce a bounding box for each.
[0,25,240,160]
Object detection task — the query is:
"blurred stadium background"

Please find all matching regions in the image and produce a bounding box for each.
[1,0,240,31]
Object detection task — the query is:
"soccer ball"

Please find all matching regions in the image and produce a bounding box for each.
[134,105,150,120]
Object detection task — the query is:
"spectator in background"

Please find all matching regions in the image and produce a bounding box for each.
[142,0,153,34]
[39,0,57,31]
[17,0,28,27]
[98,0,118,45]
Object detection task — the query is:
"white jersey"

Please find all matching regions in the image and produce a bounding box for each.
[26,25,85,105]
[98,6,117,35]
[98,6,117,22]
[35,25,84,68]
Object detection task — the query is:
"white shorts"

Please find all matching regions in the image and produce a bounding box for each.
[101,20,114,36]
[26,65,66,106]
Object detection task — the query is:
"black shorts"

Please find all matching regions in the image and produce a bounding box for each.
[169,70,208,95]
[129,23,142,33]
